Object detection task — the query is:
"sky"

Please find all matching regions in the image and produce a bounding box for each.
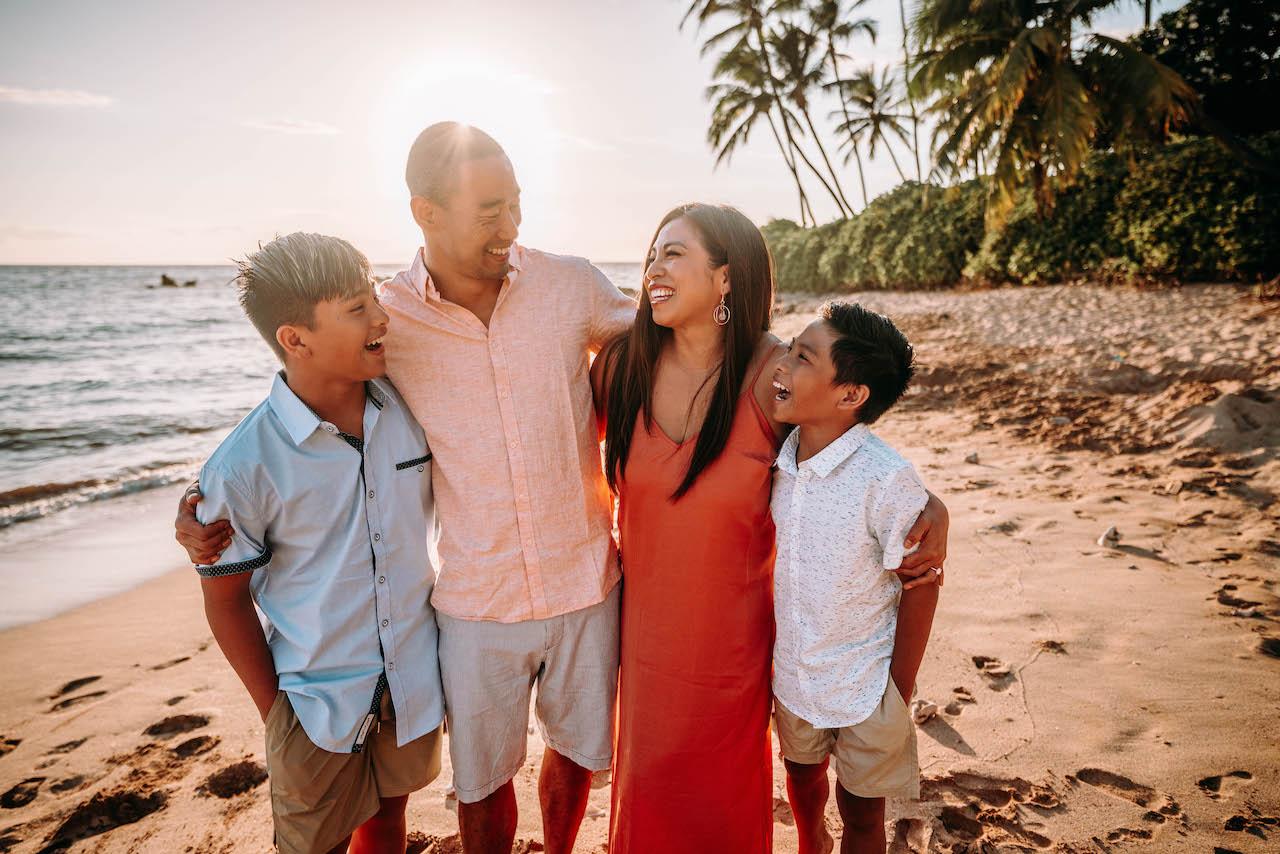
[0,0,1173,265]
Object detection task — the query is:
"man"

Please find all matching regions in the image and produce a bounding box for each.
[177,122,951,853]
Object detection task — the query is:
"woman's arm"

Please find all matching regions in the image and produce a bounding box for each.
[749,332,791,442]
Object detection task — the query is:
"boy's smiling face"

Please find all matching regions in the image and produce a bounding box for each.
[772,318,867,426]
[283,283,389,382]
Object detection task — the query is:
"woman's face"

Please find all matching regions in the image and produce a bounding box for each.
[643,216,728,331]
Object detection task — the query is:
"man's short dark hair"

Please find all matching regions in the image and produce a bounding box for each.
[404,122,506,203]
[821,301,915,424]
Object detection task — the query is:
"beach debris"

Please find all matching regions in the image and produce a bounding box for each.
[160,274,178,287]
[183,278,197,287]
[910,699,939,724]
[964,452,980,464]
[1097,526,1120,548]
[1037,640,1068,654]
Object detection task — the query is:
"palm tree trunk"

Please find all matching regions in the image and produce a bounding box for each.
[828,44,869,209]
[766,110,813,225]
[750,16,820,219]
[800,105,853,217]
[883,139,909,183]
[1144,0,1152,28]
[898,0,923,182]
[788,117,851,216]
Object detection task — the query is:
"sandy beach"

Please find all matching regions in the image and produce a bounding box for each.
[1,282,1277,853]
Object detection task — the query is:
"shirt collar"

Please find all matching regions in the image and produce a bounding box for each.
[268,372,390,446]
[776,423,872,478]
[406,244,524,302]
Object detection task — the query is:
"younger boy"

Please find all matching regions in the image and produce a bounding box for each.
[769,301,939,853]
[193,232,444,854]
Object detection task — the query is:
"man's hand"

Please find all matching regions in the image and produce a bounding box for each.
[175,481,233,565]
[893,490,949,591]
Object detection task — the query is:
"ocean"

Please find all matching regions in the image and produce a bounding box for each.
[0,262,644,533]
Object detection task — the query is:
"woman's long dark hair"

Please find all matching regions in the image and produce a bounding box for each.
[603,203,774,500]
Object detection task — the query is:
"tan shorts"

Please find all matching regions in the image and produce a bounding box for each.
[436,582,620,803]
[774,679,919,799]
[265,690,442,854]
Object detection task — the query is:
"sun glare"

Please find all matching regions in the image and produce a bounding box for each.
[370,53,561,213]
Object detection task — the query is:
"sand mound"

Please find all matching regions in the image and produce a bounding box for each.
[1169,388,1280,452]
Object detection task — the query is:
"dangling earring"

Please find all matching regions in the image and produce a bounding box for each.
[713,294,731,326]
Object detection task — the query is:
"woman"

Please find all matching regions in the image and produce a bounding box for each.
[592,204,783,852]
[593,204,945,852]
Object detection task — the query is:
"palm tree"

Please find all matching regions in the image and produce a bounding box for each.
[809,0,879,209]
[897,0,924,181]
[682,1,811,209]
[706,43,817,224]
[832,67,914,182]
[911,0,1198,221]
[767,22,855,216]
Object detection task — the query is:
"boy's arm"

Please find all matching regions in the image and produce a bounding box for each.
[192,468,278,720]
[200,573,278,720]
[891,583,939,701]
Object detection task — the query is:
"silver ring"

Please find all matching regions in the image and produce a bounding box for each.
[931,566,942,576]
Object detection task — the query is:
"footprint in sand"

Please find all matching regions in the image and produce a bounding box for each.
[1073,768,1181,823]
[1,778,45,809]
[406,833,545,854]
[971,656,1016,691]
[49,775,88,794]
[944,686,976,716]
[38,789,167,852]
[149,656,190,672]
[771,795,795,826]
[49,676,101,700]
[1257,637,1280,658]
[920,772,1060,850]
[48,691,107,713]
[1198,770,1253,800]
[1036,640,1067,654]
[46,738,88,756]
[0,737,19,758]
[164,695,185,706]
[172,735,219,759]
[143,714,209,739]
[201,760,267,799]
[1224,810,1279,838]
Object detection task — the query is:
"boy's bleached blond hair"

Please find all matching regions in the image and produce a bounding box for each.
[234,232,372,360]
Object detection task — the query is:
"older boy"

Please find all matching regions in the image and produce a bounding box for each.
[195,233,443,854]
[769,302,939,854]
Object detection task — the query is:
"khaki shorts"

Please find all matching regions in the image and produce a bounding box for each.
[265,690,442,854]
[774,679,919,799]
[437,582,620,803]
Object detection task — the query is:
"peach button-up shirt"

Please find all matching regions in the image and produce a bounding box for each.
[377,245,636,623]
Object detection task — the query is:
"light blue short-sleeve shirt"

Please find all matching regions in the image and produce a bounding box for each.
[196,373,443,753]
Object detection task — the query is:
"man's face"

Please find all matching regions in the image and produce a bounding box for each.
[425,154,522,281]
[293,283,390,382]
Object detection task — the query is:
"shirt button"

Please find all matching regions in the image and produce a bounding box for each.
[322,424,337,434]
[387,662,395,671]
[381,619,389,627]
[508,440,517,449]
[378,576,386,584]
[367,490,375,499]
[373,533,381,541]
[416,465,424,472]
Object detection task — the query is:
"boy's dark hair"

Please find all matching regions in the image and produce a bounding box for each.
[405,122,506,203]
[821,301,915,424]
[234,232,372,361]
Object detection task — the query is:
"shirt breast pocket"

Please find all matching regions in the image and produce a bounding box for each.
[395,453,432,473]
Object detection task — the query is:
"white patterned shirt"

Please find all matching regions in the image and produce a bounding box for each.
[771,423,928,728]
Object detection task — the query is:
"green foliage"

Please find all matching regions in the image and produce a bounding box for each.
[764,134,1280,291]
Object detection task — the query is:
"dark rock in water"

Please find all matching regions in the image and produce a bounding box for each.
[159,274,177,287]
[183,279,196,287]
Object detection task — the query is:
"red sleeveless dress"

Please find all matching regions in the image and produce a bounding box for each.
[609,362,780,853]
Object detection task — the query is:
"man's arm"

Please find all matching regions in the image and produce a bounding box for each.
[200,573,278,721]
[585,262,637,353]
[891,583,939,701]
[894,490,950,590]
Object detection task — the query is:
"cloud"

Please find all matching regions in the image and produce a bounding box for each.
[242,118,341,135]
[0,85,113,107]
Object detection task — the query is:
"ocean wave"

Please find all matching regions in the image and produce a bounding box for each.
[0,419,229,453]
[0,462,197,529]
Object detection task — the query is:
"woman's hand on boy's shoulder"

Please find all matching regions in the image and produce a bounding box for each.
[174,481,233,565]
[894,491,949,590]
